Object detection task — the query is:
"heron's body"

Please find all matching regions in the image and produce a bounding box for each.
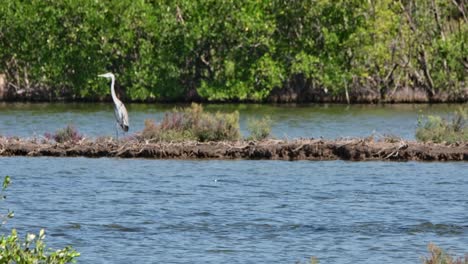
[98,72,129,136]
[113,99,129,132]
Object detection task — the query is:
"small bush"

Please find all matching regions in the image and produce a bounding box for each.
[0,229,80,263]
[247,116,273,140]
[45,125,83,143]
[141,119,197,142]
[416,108,468,144]
[422,243,468,264]
[140,103,240,142]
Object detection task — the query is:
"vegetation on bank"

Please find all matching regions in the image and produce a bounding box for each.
[39,103,468,144]
[41,104,271,142]
[416,107,468,143]
[247,116,273,140]
[44,124,84,143]
[0,176,80,263]
[140,103,241,142]
[422,243,468,264]
[0,0,466,102]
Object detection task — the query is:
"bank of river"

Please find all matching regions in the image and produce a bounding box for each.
[1,137,467,161]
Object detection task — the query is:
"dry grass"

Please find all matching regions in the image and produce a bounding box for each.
[140,103,240,142]
[44,124,83,143]
[422,243,468,264]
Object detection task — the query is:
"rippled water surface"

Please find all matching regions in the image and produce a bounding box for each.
[0,103,467,263]
[1,158,467,263]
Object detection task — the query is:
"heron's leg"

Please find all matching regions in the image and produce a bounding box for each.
[115,122,120,141]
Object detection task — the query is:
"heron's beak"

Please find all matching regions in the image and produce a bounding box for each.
[98,74,105,78]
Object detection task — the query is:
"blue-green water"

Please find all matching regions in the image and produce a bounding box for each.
[0,103,467,263]
[1,158,467,263]
[0,102,460,139]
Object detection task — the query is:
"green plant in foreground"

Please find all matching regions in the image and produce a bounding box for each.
[0,176,80,263]
[1,176,14,225]
[247,116,273,140]
[0,229,80,264]
[422,243,468,264]
[416,108,468,144]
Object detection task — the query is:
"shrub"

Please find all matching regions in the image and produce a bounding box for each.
[0,176,80,263]
[422,243,468,264]
[0,229,80,263]
[141,119,197,142]
[45,125,83,143]
[140,103,240,142]
[247,116,273,140]
[416,108,468,144]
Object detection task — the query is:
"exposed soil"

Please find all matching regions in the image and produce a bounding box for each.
[0,137,466,161]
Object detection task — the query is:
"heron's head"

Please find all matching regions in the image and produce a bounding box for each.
[98,72,115,79]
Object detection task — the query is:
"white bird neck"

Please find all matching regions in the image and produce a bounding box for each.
[110,75,119,103]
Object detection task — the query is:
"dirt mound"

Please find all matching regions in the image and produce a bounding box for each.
[0,137,466,161]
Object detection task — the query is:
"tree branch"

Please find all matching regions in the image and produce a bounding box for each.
[451,0,468,23]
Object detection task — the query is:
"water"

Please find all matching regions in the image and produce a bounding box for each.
[0,102,461,139]
[0,103,467,263]
[0,158,467,263]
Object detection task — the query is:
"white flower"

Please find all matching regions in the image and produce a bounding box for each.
[26,233,36,242]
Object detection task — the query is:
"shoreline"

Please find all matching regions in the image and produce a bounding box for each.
[1,74,467,104]
[1,137,466,161]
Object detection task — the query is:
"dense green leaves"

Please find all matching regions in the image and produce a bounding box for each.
[0,0,466,102]
[0,229,80,264]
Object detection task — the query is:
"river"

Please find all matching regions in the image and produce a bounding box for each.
[0,103,466,263]
[0,102,459,139]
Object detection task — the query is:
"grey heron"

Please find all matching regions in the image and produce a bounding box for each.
[98,72,129,138]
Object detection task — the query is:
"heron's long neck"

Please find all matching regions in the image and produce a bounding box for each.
[110,76,119,103]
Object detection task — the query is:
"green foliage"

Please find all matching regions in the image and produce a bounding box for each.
[0,176,79,263]
[1,176,14,225]
[247,116,273,140]
[2,176,10,190]
[422,243,468,264]
[45,124,83,143]
[140,103,240,142]
[416,108,468,143]
[0,0,466,101]
[0,229,80,264]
